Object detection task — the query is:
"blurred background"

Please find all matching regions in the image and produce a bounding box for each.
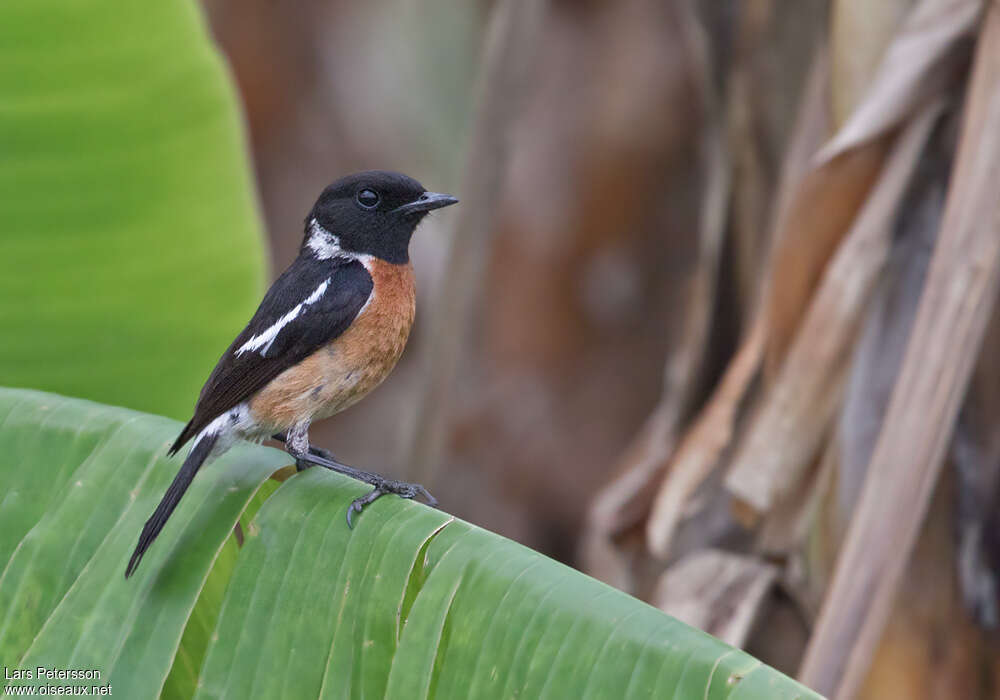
[6,0,1000,697]
[205,0,1000,698]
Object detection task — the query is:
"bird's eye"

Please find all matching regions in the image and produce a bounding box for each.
[357,189,380,209]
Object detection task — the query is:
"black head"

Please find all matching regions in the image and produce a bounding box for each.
[305,170,458,264]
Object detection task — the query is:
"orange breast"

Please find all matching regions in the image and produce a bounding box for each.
[249,258,416,429]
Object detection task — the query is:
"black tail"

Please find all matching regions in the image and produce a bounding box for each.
[125,432,218,578]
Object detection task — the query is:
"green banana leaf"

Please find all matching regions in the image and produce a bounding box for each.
[0,388,823,699]
[0,0,266,421]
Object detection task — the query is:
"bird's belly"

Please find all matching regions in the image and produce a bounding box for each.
[248,260,415,430]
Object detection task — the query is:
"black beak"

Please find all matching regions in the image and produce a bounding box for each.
[392,191,459,216]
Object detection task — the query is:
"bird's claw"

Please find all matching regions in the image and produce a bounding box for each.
[416,485,438,508]
[345,478,438,528]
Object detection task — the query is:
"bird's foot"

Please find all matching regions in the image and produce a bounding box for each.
[282,439,437,526]
[347,478,438,528]
[273,433,337,471]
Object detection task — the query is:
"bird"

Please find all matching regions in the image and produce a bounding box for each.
[125,170,457,579]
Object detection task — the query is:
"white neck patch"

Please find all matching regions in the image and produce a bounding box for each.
[306,218,375,272]
[306,219,344,259]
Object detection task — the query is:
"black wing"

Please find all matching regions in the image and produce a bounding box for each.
[169,255,373,454]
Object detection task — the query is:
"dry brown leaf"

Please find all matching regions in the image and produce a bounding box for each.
[763,138,888,376]
[643,42,830,561]
[799,7,1000,696]
[830,0,914,126]
[652,549,778,647]
[726,100,942,513]
[761,37,884,375]
[766,0,981,371]
[820,0,981,161]
[767,42,832,260]
[757,432,837,558]
[646,320,764,558]
[836,115,951,527]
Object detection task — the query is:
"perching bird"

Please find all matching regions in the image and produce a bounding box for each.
[125,170,457,578]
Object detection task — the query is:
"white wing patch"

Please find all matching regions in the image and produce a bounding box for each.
[236,279,330,357]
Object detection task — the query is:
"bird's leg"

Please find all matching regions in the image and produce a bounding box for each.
[272,431,338,471]
[281,422,437,527]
